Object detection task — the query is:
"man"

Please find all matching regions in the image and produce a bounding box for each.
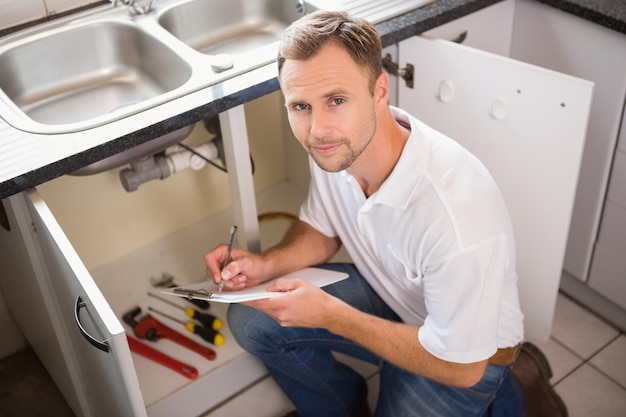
[204,10,566,417]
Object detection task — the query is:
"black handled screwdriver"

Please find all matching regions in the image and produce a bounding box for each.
[148,292,223,331]
[148,306,225,346]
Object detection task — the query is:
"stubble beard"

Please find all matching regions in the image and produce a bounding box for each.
[309,115,377,173]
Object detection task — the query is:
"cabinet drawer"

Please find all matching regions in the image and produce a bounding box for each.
[588,242,626,310]
[617,97,626,153]
[596,201,626,254]
[607,148,626,208]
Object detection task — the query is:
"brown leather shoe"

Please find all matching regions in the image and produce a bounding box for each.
[511,342,568,417]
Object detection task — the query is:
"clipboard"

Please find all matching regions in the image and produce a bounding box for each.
[161,267,349,303]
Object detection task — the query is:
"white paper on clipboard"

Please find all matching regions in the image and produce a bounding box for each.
[161,267,349,303]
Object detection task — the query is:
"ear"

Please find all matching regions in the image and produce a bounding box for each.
[374,71,389,105]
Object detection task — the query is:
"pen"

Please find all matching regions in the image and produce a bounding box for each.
[219,225,238,294]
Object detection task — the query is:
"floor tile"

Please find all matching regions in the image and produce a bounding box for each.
[525,336,583,383]
[589,334,626,388]
[206,376,293,417]
[551,294,619,358]
[555,364,626,417]
[0,347,74,417]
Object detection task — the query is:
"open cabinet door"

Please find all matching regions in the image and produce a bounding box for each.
[397,36,593,342]
[21,189,147,417]
[0,194,88,416]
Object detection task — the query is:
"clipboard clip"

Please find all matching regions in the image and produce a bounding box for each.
[173,287,215,300]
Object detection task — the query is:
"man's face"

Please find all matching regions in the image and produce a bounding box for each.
[280,41,378,172]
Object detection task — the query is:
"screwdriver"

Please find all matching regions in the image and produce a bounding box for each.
[148,306,225,346]
[148,292,223,331]
[150,273,210,310]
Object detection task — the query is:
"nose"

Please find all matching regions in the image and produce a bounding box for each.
[309,108,332,139]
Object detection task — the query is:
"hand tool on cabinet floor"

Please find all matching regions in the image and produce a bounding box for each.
[150,272,210,310]
[127,335,198,380]
[123,307,216,361]
[147,292,223,330]
[148,306,225,347]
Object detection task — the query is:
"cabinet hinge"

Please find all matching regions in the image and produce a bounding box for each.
[382,54,414,89]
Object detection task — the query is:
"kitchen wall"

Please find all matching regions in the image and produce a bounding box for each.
[0,0,102,31]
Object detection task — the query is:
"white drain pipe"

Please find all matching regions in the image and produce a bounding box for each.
[119,141,220,192]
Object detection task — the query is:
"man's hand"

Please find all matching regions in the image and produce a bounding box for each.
[203,246,270,291]
[245,278,338,328]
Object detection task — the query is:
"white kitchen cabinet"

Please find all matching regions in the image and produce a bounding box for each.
[0,103,299,417]
[1,191,146,416]
[423,0,514,56]
[588,205,626,310]
[509,0,626,330]
[1,186,295,417]
[396,33,592,342]
[510,0,626,284]
[588,109,626,310]
[0,194,89,415]
[385,1,515,108]
[0,2,598,415]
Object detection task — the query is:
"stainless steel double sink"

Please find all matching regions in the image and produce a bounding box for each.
[0,0,304,134]
[0,0,436,136]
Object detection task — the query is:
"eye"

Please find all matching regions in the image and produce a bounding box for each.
[331,97,345,106]
[293,103,310,111]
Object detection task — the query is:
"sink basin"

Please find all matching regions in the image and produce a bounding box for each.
[158,0,303,56]
[0,0,434,138]
[0,20,191,133]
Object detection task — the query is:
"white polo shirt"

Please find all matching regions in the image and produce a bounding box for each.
[299,107,524,364]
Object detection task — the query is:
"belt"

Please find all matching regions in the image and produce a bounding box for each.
[488,344,521,366]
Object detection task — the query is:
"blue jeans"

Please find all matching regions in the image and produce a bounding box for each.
[227,263,526,417]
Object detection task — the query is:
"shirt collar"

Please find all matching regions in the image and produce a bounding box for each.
[368,107,429,209]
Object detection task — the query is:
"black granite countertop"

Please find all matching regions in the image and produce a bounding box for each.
[1,0,624,199]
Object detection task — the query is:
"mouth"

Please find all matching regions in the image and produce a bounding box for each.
[311,143,342,156]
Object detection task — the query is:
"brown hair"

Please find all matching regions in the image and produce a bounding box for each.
[277,10,383,93]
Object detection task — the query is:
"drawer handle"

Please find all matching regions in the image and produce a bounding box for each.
[382,54,414,89]
[74,296,110,353]
[452,30,468,44]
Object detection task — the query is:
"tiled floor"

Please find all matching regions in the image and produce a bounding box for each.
[210,292,626,417]
[527,293,626,417]
[1,292,625,416]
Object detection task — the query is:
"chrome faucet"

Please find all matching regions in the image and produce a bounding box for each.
[296,0,308,15]
[113,0,155,15]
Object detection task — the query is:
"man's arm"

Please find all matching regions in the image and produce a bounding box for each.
[326,298,488,387]
[262,219,341,276]
[247,279,488,388]
[205,219,340,290]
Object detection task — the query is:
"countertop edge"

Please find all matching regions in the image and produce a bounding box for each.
[1,0,625,199]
